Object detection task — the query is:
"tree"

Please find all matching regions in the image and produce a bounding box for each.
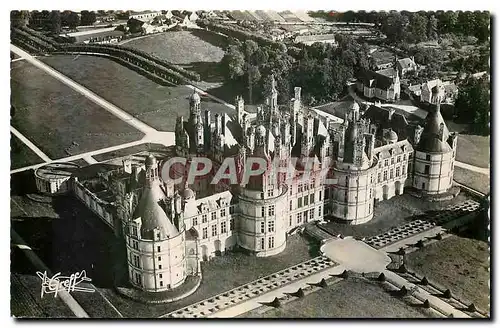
[439,11,458,34]
[427,15,438,40]
[11,10,30,27]
[67,12,80,30]
[243,40,259,104]
[409,13,428,43]
[48,10,61,34]
[455,76,490,135]
[81,10,97,26]
[221,45,245,80]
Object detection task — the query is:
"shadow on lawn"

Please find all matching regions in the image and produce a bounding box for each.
[189,29,228,50]
[11,191,127,290]
[182,61,225,84]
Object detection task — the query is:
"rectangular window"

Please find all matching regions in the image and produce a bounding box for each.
[157,246,161,252]
[220,208,226,217]
[230,205,234,214]
[318,206,322,217]
[268,236,275,248]
[319,190,322,201]
[298,184,303,193]
[310,182,314,190]
[133,255,140,268]
[290,188,293,196]
[158,256,161,261]
[202,214,207,223]
[230,218,234,231]
[212,224,217,236]
[261,207,265,217]
[221,221,227,233]
[426,154,430,161]
[403,154,407,161]
[298,197,303,208]
[396,167,400,177]
[268,220,275,232]
[390,169,394,179]
[383,171,388,180]
[160,281,164,287]
[268,205,275,216]
[397,156,401,163]
[304,195,309,206]
[260,221,265,233]
[211,212,217,221]
[159,264,162,269]
[202,227,208,239]
[260,238,265,250]
[303,210,308,222]
[304,183,309,191]
[310,194,315,204]
[134,272,141,285]
[325,188,330,199]
[425,165,430,174]
[309,209,314,220]
[159,273,162,279]
[297,212,302,224]
[192,217,198,226]
[267,189,273,197]
[385,159,389,166]
[391,158,395,165]
[289,215,292,226]
[377,173,381,183]
[290,200,293,210]
[132,240,139,250]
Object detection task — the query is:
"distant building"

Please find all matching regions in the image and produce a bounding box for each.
[129,11,162,23]
[294,34,337,46]
[396,57,418,77]
[356,62,401,102]
[421,79,458,105]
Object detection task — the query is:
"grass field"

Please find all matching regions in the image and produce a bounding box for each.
[454,166,490,194]
[406,235,490,312]
[455,134,490,168]
[92,143,172,162]
[40,55,233,132]
[242,278,439,318]
[323,192,471,238]
[10,133,44,170]
[11,60,144,159]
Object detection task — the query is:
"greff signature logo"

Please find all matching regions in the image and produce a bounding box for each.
[36,270,95,298]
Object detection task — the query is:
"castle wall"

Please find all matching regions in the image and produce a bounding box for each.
[72,179,115,229]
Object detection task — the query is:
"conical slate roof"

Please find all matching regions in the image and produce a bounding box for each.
[133,181,179,239]
[417,105,451,153]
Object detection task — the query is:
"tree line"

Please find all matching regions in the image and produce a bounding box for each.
[11,10,98,33]
[454,75,490,135]
[309,10,490,44]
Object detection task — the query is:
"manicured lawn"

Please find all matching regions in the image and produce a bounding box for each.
[10,133,44,170]
[124,29,225,68]
[454,166,490,194]
[11,60,144,159]
[242,279,439,318]
[455,134,490,168]
[406,235,490,312]
[40,55,233,131]
[323,192,471,238]
[92,143,172,162]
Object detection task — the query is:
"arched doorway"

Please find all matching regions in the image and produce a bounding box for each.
[395,181,402,195]
[201,245,208,261]
[382,185,389,200]
[214,240,222,256]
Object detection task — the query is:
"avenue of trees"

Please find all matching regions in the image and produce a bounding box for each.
[221,35,371,106]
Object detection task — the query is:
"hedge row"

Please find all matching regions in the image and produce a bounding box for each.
[16,26,200,82]
[11,28,57,52]
[95,43,201,81]
[197,19,277,48]
[61,43,190,84]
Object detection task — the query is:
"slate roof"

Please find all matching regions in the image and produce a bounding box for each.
[397,57,416,70]
[357,68,394,90]
[416,106,452,153]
